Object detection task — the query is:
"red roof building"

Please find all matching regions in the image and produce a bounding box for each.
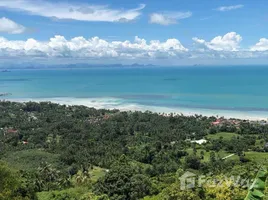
[7,129,18,134]
[212,119,221,125]
[212,121,220,125]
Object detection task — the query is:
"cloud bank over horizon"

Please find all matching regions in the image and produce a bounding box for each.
[0,35,188,59]
[0,32,268,64]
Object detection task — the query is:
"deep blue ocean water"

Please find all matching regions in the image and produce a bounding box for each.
[1,66,268,118]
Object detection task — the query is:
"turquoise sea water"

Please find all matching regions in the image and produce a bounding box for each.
[1,66,268,119]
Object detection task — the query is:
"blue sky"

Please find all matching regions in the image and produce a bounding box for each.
[0,0,268,65]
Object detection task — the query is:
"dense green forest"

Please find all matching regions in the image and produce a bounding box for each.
[0,101,267,200]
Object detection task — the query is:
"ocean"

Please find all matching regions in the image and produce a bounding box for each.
[1,66,268,120]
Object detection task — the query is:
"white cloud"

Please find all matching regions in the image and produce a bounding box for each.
[149,12,192,25]
[0,17,25,34]
[215,5,244,12]
[193,32,242,51]
[0,0,145,22]
[0,35,188,59]
[1,33,268,62]
[251,38,268,51]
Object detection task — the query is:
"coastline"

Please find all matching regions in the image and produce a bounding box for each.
[3,97,268,121]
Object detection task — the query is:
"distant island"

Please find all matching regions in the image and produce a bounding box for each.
[0,63,157,70]
[0,93,12,97]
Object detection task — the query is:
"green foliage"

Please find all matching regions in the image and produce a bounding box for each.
[0,161,34,200]
[203,176,247,200]
[74,170,92,187]
[184,155,201,170]
[151,182,201,200]
[2,149,61,171]
[0,101,268,199]
[245,167,268,200]
[37,187,89,200]
[94,155,155,200]
[34,162,71,192]
[206,132,240,141]
[245,152,268,164]
[89,167,107,183]
[0,162,20,199]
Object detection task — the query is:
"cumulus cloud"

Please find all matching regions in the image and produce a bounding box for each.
[251,38,268,51]
[149,12,192,25]
[215,5,244,12]
[0,17,25,34]
[0,0,145,22]
[193,32,242,51]
[1,33,268,62]
[0,35,188,59]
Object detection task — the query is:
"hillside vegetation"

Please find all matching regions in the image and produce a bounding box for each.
[0,101,267,199]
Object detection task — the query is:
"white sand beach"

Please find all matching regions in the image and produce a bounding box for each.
[5,97,268,121]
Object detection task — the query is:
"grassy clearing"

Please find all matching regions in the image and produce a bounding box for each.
[185,148,239,162]
[206,132,240,140]
[2,149,61,171]
[186,148,268,164]
[90,166,107,183]
[245,151,268,163]
[217,151,239,161]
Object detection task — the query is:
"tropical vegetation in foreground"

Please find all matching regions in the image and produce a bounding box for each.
[0,101,267,199]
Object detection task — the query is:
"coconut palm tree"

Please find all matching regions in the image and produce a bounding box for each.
[75,169,92,186]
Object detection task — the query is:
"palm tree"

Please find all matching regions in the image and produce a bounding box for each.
[37,162,61,191]
[75,169,92,186]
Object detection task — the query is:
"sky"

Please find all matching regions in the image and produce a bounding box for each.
[0,0,268,65]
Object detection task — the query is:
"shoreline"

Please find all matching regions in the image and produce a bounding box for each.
[3,97,268,121]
